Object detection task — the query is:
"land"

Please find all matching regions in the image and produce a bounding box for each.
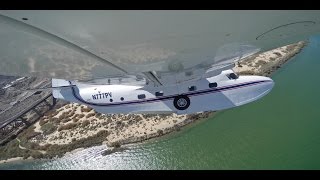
[234,41,306,77]
[0,41,307,163]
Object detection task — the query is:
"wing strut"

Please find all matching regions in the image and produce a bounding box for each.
[142,71,163,86]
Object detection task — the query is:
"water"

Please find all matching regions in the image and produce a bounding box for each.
[1,36,320,169]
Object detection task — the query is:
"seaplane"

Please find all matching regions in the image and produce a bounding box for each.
[0,10,319,114]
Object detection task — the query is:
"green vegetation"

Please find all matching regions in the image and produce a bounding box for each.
[95,113,102,119]
[40,122,57,135]
[57,123,77,131]
[256,60,267,66]
[81,120,90,128]
[157,129,164,135]
[78,114,85,118]
[81,107,92,113]
[237,70,255,75]
[0,128,110,160]
[173,124,181,131]
[0,140,29,161]
[72,118,80,123]
[19,128,41,141]
[39,118,48,126]
[273,52,282,57]
[44,130,110,158]
[85,112,95,118]
[109,141,121,148]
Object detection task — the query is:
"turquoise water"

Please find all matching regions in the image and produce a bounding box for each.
[1,36,320,169]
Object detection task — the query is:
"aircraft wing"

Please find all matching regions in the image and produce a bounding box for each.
[0,10,319,84]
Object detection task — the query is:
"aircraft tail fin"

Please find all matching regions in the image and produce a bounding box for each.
[51,79,76,99]
[52,78,72,88]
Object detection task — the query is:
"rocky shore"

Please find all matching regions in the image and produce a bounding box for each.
[0,41,306,163]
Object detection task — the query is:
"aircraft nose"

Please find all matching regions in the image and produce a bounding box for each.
[263,76,274,87]
[260,76,275,94]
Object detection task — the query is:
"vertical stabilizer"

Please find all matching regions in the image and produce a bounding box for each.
[51,78,72,99]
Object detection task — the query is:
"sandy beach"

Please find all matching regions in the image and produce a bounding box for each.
[233,41,306,76]
[31,103,191,147]
[0,41,307,163]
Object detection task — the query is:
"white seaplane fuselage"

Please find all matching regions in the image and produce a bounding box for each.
[52,70,274,114]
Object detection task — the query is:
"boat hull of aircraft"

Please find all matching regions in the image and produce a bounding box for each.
[52,70,274,114]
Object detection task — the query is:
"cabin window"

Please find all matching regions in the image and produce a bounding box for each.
[138,94,146,99]
[188,86,197,91]
[109,99,113,102]
[120,97,124,101]
[209,82,218,88]
[155,91,164,96]
[227,73,239,80]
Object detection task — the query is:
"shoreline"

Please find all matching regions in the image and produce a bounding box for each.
[0,41,307,164]
[0,156,33,164]
[0,157,23,164]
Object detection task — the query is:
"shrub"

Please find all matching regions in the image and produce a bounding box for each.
[174,124,181,131]
[106,119,112,124]
[29,151,44,159]
[24,130,42,140]
[81,120,90,128]
[38,144,51,151]
[256,60,267,66]
[44,111,55,117]
[110,141,121,148]
[78,114,85,119]
[237,70,255,75]
[157,129,164,135]
[68,111,75,118]
[81,107,93,113]
[39,119,48,126]
[51,110,60,117]
[51,117,60,124]
[57,123,77,131]
[73,118,80,123]
[286,44,296,51]
[102,121,108,126]
[95,113,102,119]
[273,52,282,57]
[41,122,57,135]
[96,130,109,137]
[62,118,71,123]
[27,142,39,150]
[86,113,95,118]
[158,114,170,119]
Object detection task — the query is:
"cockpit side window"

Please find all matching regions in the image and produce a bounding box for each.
[227,73,239,80]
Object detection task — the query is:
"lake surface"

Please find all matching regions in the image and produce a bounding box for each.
[1,36,320,170]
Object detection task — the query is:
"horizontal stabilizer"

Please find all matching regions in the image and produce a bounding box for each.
[52,78,72,87]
